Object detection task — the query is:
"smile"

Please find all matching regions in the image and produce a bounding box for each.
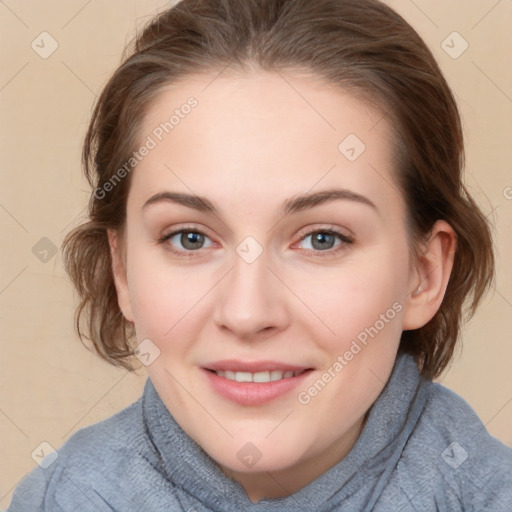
[212,369,307,383]
[202,361,313,405]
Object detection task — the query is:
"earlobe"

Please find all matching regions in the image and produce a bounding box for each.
[107,229,134,323]
[402,220,457,331]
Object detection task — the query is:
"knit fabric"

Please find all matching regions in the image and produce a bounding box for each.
[7,354,512,511]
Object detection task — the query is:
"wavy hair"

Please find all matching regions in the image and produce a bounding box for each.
[62,0,494,378]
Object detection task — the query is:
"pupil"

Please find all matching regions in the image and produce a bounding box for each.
[182,231,204,250]
[312,232,334,250]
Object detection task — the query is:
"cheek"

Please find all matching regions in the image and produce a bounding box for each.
[126,249,214,344]
[296,245,409,350]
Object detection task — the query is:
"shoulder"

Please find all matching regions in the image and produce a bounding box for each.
[7,395,177,511]
[56,397,148,471]
[422,383,512,471]
[394,380,512,510]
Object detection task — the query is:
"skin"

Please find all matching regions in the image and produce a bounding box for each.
[109,70,456,502]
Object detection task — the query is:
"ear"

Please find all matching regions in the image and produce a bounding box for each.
[107,229,134,323]
[402,220,457,330]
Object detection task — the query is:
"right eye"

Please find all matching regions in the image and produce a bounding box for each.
[159,229,215,255]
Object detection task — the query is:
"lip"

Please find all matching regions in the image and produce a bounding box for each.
[205,359,309,373]
[202,360,313,406]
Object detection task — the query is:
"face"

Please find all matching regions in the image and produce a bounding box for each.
[112,70,424,499]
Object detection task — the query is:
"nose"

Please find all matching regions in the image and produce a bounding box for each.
[212,250,290,341]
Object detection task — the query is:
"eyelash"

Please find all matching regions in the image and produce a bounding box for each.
[157,225,354,258]
[295,226,353,257]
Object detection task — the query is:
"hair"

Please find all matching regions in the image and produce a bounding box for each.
[62,0,494,379]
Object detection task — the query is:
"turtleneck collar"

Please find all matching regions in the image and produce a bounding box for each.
[141,353,431,511]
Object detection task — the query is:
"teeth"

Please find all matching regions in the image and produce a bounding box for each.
[270,370,283,381]
[235,371,252,383]
[214,369,303,382]
[253,371,270,383]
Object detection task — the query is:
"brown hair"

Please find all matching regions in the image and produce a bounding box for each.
[62,0,494,379]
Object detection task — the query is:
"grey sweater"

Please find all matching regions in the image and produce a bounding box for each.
[7,354,512,511]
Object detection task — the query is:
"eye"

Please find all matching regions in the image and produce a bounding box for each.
[160,229,215,253]
[296,229,353,253]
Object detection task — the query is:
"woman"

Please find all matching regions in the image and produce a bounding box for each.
[8,0,512,510]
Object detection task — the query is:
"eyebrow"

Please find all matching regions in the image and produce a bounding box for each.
[142,188,378,216]
[143,191,215,213]
[281,188,378,216]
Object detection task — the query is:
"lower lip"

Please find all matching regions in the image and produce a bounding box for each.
[202,368,312,405]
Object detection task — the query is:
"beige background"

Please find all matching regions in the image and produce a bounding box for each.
[0,0,511,507]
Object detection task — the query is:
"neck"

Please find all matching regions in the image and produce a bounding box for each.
[222,411,368,503]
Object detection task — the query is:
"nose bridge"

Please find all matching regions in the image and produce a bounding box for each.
[212,246,289,338]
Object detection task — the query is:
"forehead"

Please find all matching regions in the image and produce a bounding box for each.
[131,70,402,217]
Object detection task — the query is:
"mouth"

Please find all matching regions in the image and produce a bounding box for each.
[202,360,314,405]
[209,369,307,382]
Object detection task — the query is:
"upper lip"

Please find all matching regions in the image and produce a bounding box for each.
[204,360,311,372]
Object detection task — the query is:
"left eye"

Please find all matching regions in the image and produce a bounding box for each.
[297,230,349,251]
[165,230,214,251]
